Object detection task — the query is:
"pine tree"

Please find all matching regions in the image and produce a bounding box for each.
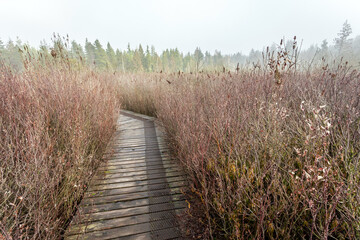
[172,48,183,72]
[116,49,125,72]
[150,46,161,72]
[85,39,96,66]
[194,47,204,72]
[138,44,146,71]
[123,44,132,71]
[213,50,223,70]
[321,39,328,51]
[106,42,117,70]
[204,51,212,70]
[144,45,151,72]
[94,39,110,70]
[0,38,4,52]
[133,49,144,72]
[71,40,85,61]
[320,39,329,59]
[161,49,170,72]
[183,53,192,72]
[127,43,132,54]
[5,39,23,71]
[334,20,352,54]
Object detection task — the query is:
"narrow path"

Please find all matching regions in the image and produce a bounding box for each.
[65,110,186,240]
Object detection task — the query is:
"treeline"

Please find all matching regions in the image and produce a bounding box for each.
[1,21,359,73]
[0,36,246,73]
[246,21,360,70]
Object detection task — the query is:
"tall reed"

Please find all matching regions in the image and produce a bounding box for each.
[0,51,121,239]
[120,68,360,239]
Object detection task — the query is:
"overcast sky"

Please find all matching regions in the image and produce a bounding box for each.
[1,0,359,54]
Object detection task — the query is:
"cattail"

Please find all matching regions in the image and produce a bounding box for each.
[51,49,57,58]
[274,68,281,85]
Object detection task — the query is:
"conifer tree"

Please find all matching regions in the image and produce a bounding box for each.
[334,20,352,54]
[71,40,85,60]
[133,49,144,72]
[138,44,146,70]
[106,42,117,70]
[94,39,110,70]
[85,39,96,66]
[194,47,204,72]
[142,46,151,72]
[116,49,125,72]
[173,48,183,71]
[0,38,4,52]
[5,39,23,72]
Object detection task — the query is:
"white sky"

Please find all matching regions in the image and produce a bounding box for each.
[1,0,360,54]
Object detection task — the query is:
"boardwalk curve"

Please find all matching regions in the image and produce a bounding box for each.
[65,110,186,240]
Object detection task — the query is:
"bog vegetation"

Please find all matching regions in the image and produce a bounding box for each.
[0,38,121,239]
[1,22,360,239]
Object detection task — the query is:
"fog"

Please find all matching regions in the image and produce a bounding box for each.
[1,0,360,54]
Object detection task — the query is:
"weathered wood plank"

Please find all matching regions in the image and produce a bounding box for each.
[99,160,176,170]
[67,210,178,235]
[80,194,185,214]
[88,172,185,188]
[82,188,183,206]
[67,223,180,240]
[97,162,178,172]
[92,167,181,181]
[89,175,185,191]
[105,159,172,168]
[74,201,186,223]
[84,181,186,198]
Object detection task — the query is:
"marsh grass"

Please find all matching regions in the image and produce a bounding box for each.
[120,66,360,239]
[0,46,121,239]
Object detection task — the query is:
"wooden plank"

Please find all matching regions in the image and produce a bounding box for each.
[110,143,167,148]
[91,173,184,186]
[108,146,170,154]
[90,171,184,186]
[98,160,176,172]
[103,153,167,161]
[88,175,185,192]
[92,167,181,181]
[105,151,165,158]
[82,188,183,206]
[67,210,178,235]
[67,223,180,240]
[80,194,185,214]
[97,162,178,172]
[74,201,186,223]
[92,168,183,184]
[103,160,170,169]
[84,181,186,198]
[105,156,172,166]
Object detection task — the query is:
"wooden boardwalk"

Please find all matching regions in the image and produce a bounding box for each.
[65,110,186,240]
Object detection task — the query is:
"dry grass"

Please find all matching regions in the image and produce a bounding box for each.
[0,55,121,239]
[119,67,360,239]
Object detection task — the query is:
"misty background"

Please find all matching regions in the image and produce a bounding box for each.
[1,0,360,72]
